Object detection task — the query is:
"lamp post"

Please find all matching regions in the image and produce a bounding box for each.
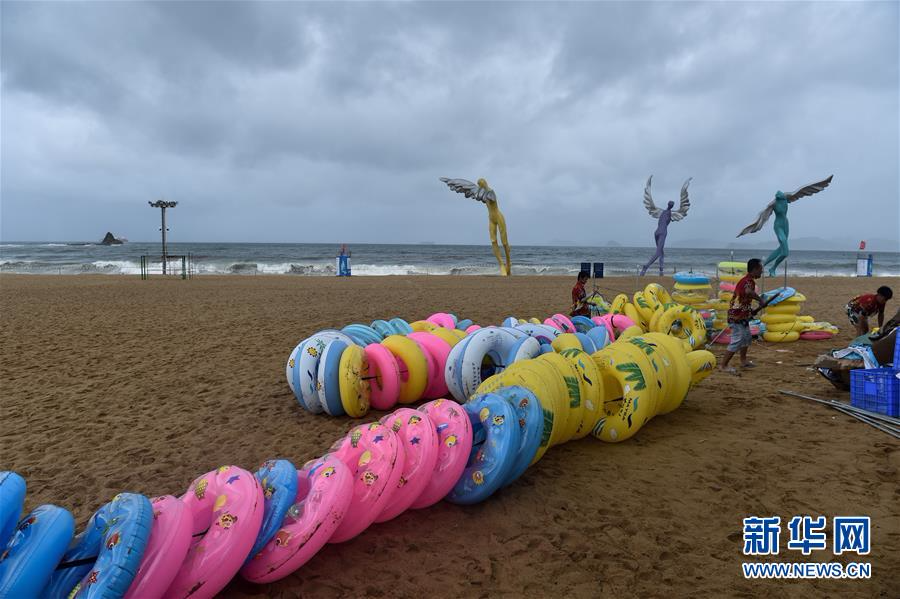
[148,200,177,274]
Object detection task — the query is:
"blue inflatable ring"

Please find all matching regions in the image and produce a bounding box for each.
[0,504,75,597]
[390,318,413,335]
[760,286,796,306]
[673,272,710,285]
[446,393,520,505]
[574,332,597,354]
[570,316,596,333]
[317,339,348,416]
[586,325,610,350]
[370,319,397,338]
[504,336,542,367]
[456,318,473,331]
[341,324,381,346]
[0,471,26,548]
[44,493,152,598]
[495,386,544,487]
[246,459,299,563]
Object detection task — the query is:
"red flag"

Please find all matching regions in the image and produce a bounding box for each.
[859,240,866,250]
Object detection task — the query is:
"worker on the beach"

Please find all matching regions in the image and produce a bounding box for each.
[845,286,893,337]
[570,271,591,317]
[719,258,769,375]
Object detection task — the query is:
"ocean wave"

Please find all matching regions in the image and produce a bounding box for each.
[0,257,897,277]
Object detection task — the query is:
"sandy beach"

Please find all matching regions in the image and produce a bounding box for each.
[1,273,897,598]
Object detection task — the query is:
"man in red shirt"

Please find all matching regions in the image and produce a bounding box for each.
[571,271,591,317]
[719,258,769,375]
[846,286,893,336]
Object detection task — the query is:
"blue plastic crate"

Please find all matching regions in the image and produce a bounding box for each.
[892,331,900,367]
[850,368,900,417]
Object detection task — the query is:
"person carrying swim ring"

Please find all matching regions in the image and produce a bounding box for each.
[570,271,590,318]
[719,258,771,376]
[845,286,892,337]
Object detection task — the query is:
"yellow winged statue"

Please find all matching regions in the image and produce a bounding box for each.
[439,177,512,276]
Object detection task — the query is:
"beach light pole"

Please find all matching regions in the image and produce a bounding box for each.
[149,200,177,275]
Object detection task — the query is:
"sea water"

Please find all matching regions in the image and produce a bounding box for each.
[1,242,898,277]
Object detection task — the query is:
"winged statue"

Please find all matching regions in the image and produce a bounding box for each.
[439,177,511,276]
[737,175,833,276]
[639,176,692,276]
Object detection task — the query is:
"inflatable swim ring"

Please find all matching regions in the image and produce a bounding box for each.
[317,339,349,416]
[454,327,518,401]
[0,504,74,597]
[166,466,264,599]
[591,342,660,442]
[673,272,710,285]
[364,343,400,411]
[381,335,429,404]
[124,495,192,599]
[45,493,153,599]
[297,331,355,414]
[240,455,352,584]
[760,286,796,306]
[763,331,800,343]
[447,393,520,505]
[341,324,382,346]
[494,386,544,486]
[375,408,439,522]
[338,344,370,417]
[557,348,604,439]
[411,399,474,509]
[0,472,26,548]
[246,460,298,563]
[328,423,402,543]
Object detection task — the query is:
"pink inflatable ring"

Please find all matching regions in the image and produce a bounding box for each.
[328,423,403,543]
[240,455,353,583]
[164,466,264,599]
[411,399,474,509]
[376,408,439,522]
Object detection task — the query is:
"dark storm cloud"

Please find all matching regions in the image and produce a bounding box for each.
[1,1,897,248]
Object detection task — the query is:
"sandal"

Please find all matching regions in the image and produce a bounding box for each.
[719,366,740,376]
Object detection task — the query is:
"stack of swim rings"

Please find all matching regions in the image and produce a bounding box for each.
[287,313,473,418]
[671,272,713,309]
[758,288,839,342]
[760,287,806,343]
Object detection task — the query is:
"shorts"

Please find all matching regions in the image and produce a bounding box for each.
[727,322,752,352]
[846,304,865,325]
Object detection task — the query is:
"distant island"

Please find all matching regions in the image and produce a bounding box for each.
[100,232,124,245]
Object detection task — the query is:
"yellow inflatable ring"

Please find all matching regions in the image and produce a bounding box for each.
[476,363,556,463]
[718,261,746,274]
[655,306,706,349]
[644,283,672,306]
[551,333,583,353]
[761,313,797,324]
[428,327,461,347]
[763,331,800,343]
[623,303,645,330]
[781,292,807,303]
[671,294,707,305]
[766,321,803,333]
[798,315,814,323]
[537,352,585,443]
[765,304,801,315]
[642,333,691,414]
[673,282,711,291]
[718,273,741,283]
[512,359,570,448]
[590,344,658,442]
[558,348,604,439]
[410,320,439,332]
[339,344,371,417]
[610,294,629,314]
[633,292,655,324]
[685,350,717,388]
[381,335,428,403]
[619,325,644,339]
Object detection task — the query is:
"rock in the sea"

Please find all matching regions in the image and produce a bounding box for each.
[100,232,124,245]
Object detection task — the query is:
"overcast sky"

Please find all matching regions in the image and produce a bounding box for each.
[2,1,898,248]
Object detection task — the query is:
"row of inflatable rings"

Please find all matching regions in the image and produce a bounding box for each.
[0,397,495,596]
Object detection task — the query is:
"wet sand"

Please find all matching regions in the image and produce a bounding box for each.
[1,274,897,598]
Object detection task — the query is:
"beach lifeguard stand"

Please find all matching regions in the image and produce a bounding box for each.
[855,241,873,277]
[337,244,351,277]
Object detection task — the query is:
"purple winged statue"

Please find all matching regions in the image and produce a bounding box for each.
[639,176,692,276]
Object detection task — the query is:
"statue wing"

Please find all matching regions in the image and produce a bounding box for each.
[642,176,662,218]
[671,177,692,222]
[737,200,775,237]
[439,177,486,203]
[786,175,833,202]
